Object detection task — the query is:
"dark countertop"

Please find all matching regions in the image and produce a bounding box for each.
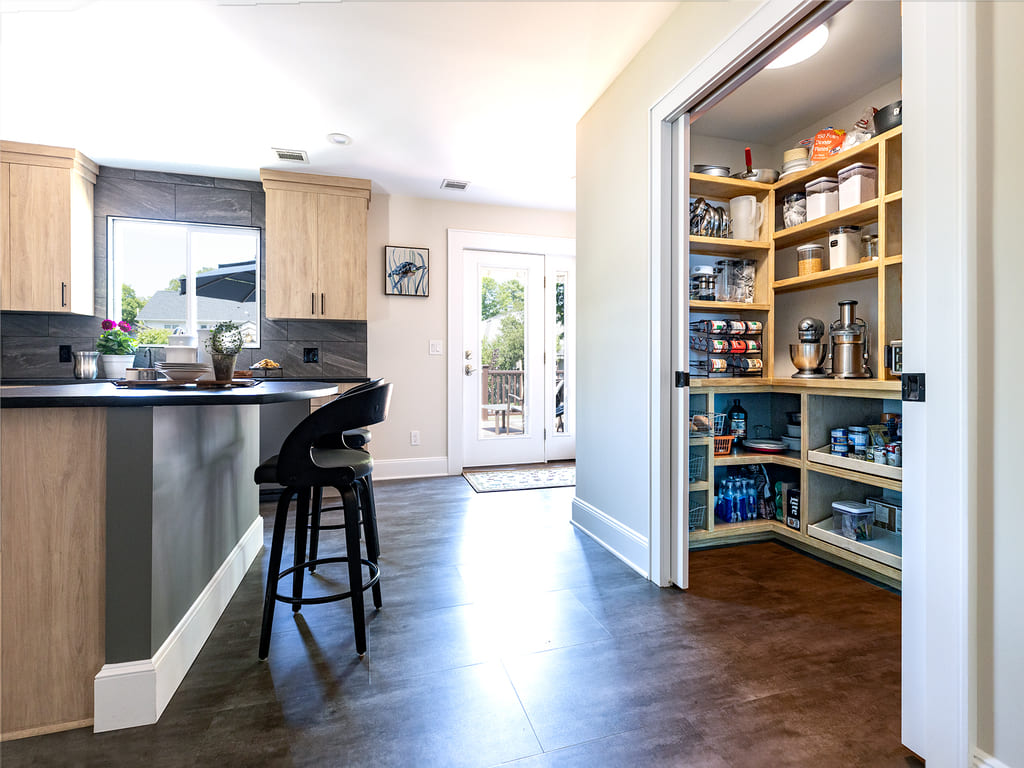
[0,380,338,408]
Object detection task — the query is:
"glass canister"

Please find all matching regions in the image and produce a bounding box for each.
[797,243,825,275]
[728,259,756,303]
[715,260,732,302]
[782,192,807,228]
[861,233,879,261]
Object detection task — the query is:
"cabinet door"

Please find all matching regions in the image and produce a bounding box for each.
[316,193,366,320]
[0,163,10,310]
[265,187,317,319]
[4,163,70,312]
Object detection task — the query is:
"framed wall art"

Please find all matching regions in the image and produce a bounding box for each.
[384,246,429,297]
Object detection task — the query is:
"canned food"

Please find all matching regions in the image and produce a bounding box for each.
[746,339,762,353]
[710,339,729,353]
[709,358,728,373]
[709,320,728,334]
[744,320,763,333]
[730,339,747,353]
[728,320,747,335]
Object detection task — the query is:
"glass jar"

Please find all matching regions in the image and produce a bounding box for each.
[782,192,807,228]
[728,259,756,303]
[861,233,879,261]
[797,243,825,275]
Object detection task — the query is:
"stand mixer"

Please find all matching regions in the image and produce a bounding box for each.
[789,317,828,378]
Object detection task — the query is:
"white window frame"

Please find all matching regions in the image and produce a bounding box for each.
[107,216,261,347]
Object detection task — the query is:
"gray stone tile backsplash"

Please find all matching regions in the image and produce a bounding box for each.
[1,167,366,380]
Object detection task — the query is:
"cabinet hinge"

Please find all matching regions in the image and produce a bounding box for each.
[675,371,690,388]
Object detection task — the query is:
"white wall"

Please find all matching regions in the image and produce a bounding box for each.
[365,194,574,475]
[974,3,1024,764]
[574,1,760,567]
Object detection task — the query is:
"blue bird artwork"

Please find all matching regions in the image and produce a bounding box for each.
[385,246,429,296]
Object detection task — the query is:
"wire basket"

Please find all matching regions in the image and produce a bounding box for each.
[688,501,707,530]
[714,435,735,455]
[689,411,726,438]
[688,452,705,482]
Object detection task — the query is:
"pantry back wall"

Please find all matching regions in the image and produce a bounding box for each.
[0,166,367,379]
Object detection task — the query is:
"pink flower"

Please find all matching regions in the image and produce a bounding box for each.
[118,321,131,332]
[101,319,115,330]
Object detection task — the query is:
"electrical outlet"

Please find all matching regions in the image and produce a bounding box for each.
[429,340,443,355]
[59,344,72,363]
[409,430,421,446]
[303,347,319,363]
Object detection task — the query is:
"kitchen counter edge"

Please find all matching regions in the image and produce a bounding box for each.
[0,380,339,408]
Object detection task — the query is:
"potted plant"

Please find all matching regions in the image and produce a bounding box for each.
[205,321,244,381]
[96,319,138,379]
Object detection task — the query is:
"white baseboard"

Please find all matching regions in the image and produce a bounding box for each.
[93,515,264,733]
[571,496,649,579]
[373,456,449,480]
[973,749,1012,768]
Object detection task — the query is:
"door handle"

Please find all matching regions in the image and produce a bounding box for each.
[61,281,67,307]
[464,364,476,376]
[321,293,325,315]
[311,292,315,315]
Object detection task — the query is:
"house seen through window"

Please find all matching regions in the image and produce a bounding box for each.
[108,218,261,347]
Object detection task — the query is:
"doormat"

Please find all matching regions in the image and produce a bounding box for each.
[463,466,575,493]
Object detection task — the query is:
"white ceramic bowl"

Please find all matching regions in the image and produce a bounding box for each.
[786,423,801,437]
[782,435,801,451]
[159,369,205,382]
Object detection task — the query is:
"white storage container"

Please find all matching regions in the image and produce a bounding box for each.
[837,162,878,209]
[828,225,862,268]
[805,177,839,221]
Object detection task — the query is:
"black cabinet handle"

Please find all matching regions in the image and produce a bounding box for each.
[311,292,315,315]
[321,293,325,315]
[61,282,67,307]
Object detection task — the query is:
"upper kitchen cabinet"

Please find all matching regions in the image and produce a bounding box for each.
[260,169,370,321]
[0,141,98,314]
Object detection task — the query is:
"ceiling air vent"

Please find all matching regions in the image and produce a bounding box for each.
[441,178,470,191]
[272,148,309,163]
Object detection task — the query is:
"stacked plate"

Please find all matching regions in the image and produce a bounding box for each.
[155,362,213,382]
[780,147,811,179]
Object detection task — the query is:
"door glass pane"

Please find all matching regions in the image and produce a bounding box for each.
[553,271,567,433]
[479,266,527,439]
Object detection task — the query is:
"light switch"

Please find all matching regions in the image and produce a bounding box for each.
[429,340,443,356]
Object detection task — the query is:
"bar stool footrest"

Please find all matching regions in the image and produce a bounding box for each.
[274,557,380,606]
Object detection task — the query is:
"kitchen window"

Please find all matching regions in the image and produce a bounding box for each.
[107,217,261,347]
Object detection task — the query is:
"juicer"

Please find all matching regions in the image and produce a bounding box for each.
[828,300,872,378]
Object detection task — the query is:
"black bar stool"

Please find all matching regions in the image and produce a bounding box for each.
[253,380,392,659]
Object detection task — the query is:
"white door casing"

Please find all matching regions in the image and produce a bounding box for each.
[545,255,576,462]
[648,0,974,764]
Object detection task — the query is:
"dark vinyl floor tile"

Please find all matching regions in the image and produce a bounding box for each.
[0,477,910,768]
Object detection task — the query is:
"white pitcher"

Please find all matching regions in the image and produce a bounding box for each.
[729,195,764,241]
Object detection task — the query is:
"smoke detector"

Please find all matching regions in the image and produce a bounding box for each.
[272,148,309,163]
[441,179,470,191]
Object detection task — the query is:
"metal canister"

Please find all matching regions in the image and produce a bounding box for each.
[73,351,99,379]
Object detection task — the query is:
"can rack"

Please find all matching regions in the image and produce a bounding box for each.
[689,319,764,378]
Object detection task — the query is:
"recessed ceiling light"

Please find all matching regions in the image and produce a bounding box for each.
[327,133,352,146]
[766,24,829,70]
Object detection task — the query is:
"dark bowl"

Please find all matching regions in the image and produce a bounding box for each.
[874,100,902,135]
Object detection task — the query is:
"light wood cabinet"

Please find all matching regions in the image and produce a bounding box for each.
[0,141,97,314]
[260,169,370,320]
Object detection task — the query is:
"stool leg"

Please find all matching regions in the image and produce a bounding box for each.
[309,485,323,573]
[341,483,367,656]
[292,486,311,614]
[259,488,294,660]
[360,476,382,609]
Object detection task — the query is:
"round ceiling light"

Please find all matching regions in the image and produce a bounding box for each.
[327,133,352,145]
[766,24,829,70]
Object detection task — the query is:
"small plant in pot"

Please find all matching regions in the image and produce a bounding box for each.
[205,321,244,382]
[96,319,139,379]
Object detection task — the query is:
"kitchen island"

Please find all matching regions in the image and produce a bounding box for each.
[0,381,336,739]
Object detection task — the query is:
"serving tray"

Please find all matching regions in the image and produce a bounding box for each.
[112,379,263,389]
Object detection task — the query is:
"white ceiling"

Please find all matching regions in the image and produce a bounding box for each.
[692,1,902,146]
[0,0,680,211]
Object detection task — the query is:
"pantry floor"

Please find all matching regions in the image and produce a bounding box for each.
[1,477,920,767]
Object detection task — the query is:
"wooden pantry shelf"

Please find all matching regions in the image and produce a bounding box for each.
[773,199,880,249]
[807,461,903,493]
[689,480,710,493]
[773,126,901,195]
[884,190,903,204]
[773,260,880,293]
[689,235,770,256]
[689,173,772,199]
[884,254,902,265]
[689,300,770,311]
[714,449,802,469]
